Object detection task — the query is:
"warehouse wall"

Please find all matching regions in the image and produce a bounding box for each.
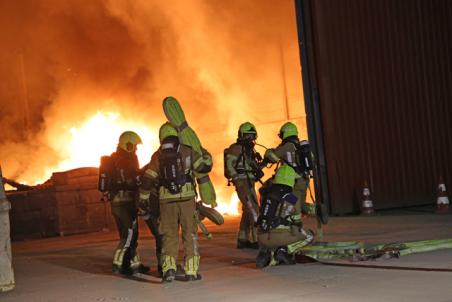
[297,0,452,214]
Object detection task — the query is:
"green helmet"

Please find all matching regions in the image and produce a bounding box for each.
[238,122,257,139]
[159,122,178,142]
[273,165,297,188]
[279,122,298,140]
[118,131,142,152]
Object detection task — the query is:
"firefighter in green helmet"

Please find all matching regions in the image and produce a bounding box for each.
[224,122,264,249]
[256,165,314,268]
[263,122,315,224]
[138,122,204,282]
[98,131,149,275]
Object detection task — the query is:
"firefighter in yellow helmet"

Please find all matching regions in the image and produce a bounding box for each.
[99,131,149,275]
[256,165,314,268]
[263,122,315,224]
[138,122,203,282]
[224,122,264,249]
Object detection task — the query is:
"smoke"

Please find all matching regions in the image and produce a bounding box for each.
[0,0,304,184]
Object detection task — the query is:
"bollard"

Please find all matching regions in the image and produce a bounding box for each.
[0,166,15,292]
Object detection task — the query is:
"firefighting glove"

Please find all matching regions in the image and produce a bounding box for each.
[136,198,150,216]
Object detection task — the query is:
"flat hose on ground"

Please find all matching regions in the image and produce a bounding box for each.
[300,239,452,261]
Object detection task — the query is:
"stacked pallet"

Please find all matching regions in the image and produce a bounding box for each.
[8,167,115,240]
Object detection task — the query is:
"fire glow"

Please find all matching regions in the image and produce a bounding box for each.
[43,111,239,216]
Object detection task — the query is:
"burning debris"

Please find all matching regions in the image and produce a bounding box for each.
[1,0,305,203]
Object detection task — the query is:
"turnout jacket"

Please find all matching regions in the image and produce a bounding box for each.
[139,142,202,203]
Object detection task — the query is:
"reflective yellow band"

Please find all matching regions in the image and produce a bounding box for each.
[130,254,142,268]
[162,255,177,273]
[145,169,159,179]
[139,191,151,200]
[184,255,200,276]
[113,249,124,266]
[159,183,196,202]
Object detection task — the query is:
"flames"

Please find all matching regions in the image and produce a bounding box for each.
[52,111,158,171]
[1,1,303,219]
[37,111,239,215]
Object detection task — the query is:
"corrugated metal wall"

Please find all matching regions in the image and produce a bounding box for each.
[298,0,452,214]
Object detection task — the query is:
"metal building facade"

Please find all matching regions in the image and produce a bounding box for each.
[295,0,452,214]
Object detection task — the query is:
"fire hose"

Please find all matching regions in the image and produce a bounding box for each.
[298,239,452,272]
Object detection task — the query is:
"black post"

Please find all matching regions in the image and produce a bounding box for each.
[294,0,331,218]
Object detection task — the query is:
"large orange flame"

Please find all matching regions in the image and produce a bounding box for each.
[37,111,239,215]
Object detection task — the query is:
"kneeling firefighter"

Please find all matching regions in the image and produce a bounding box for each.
[98,131,149,275]
[263,122,315,223]
[224,122,264,249]
[138,122,204,282]
[256,165,314,268]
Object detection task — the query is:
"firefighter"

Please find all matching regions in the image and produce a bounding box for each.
[224,122,264,249]
[138,122,203,282]
[101,131,149,275]
[263,122,314,223]
[256,165,314,268]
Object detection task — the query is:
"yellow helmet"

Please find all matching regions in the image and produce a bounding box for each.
[159,122,178,143]
[118,131,142,152]
[279,122,298,140]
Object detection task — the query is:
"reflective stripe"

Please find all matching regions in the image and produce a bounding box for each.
[139,191,150,200]
[131,254,141,268]
[286,151,293,164]
[246,197,258,223]
[185,156,191,169]
[159,183,196,202]
[162,255,177,272]
[291,213,301,221]
[192,233,199,256]
[162,143,175,150]
[113,249,124,266]
[145,169,159,179]
[123,219,137,249]
[184,255,200,275]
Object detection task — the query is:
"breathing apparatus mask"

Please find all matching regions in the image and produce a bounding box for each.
[239,133,256,147]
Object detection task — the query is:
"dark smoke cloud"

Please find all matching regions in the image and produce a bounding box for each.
[0,0,304,184]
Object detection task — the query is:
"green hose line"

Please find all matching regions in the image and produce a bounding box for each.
[398,240,452,256]
[163,96,217,206]
[299,239,452,261]
[163,96,186,127]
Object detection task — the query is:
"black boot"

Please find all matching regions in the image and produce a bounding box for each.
[275,247,296,265]
[256,249,271,269]
[162,269,176,283]
[237,239,248,249]
[133,264,150,274]
[185,274,202,281]
[247,241,259,250]
[237,240,259,249]
[119,265,134,276]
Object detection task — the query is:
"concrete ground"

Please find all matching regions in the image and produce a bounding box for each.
[2,210,452,302]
